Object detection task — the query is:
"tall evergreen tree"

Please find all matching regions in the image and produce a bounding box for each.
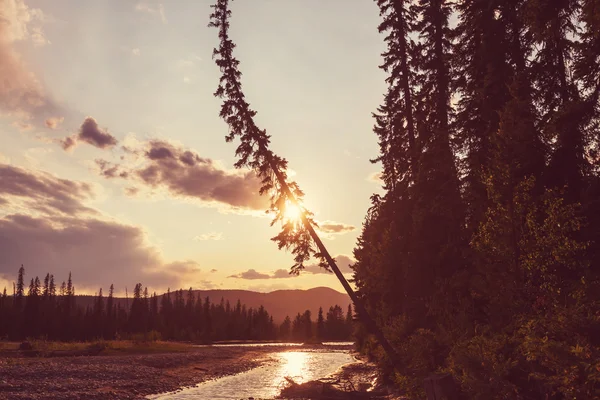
[524,0,587,199]
[316,307,325,340]
[15,265,25,310]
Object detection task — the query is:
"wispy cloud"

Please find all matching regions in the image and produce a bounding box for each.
[194,232,224,241]
[45,117,64,130]
[303,255,355,275]
[228,268,297,280]
[0,0,58,126]
[317,220,356,235]
[135,2,167,24]
[228,269,272,280]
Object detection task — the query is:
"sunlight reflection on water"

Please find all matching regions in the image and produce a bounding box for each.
[148,350,354,400]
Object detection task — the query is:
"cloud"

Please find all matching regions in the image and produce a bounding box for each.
[96,139,269,212]
[61,117,118,151]
[228,268,297,280]
[318,220,356,235]
[60,135,76,151]
[228,269,271,280]
[0,152,10,164]
[194,232,223,241]
[0,0,55,123]
[173,55,201,84]
[0,163,213,293]
[12,120,33,131]
[0,214,179,291]
[135,2,167,24]
[210,269,217,273]
[0,163,95,216]
[23,146,52,167]
[45,116,64,130]
[131,48,140,56]
[303,255,355,275]
[124,186,139,197]
[272,269,292,278]
[95,159,128,179]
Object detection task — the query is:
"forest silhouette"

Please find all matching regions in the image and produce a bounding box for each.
[0,266,352,343]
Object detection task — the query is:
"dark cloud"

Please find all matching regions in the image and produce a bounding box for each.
[60,136,77,151]
[0,214,182,291]
[61,117,118,151]
[0,163,95,216]
[210,269,218,273]
[318,221,356,234]
[0,163,213,292]
[303,255,354,275]
[95,159,128,179]
[79,117,118,148]
[98,140,268,212]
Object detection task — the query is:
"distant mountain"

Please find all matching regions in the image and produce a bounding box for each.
[75,287,351,323]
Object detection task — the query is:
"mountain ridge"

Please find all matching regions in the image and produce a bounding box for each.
[75,286,351,323]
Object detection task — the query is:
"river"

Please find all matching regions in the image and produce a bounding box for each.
[148,344,355,400]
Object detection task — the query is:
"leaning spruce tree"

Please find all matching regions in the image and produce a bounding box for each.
[208,0,401,366]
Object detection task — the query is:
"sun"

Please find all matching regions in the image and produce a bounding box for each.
[283,201,302,223]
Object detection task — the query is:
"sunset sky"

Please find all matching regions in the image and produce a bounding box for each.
[0,0,386,295]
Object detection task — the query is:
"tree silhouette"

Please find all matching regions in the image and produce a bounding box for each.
[209,0,401,367]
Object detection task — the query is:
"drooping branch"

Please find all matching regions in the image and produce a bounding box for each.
[208,0,401,367]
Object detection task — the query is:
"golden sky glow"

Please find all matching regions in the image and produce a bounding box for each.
[0,0,386,295]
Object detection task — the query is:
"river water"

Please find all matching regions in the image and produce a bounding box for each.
[148,345,355,400]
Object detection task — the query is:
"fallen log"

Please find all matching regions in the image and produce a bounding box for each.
[279,376,388,399]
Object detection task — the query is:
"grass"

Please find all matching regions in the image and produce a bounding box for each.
[0,340,194,356]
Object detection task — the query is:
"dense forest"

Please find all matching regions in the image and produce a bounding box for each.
[348,0,600,398]
[0,267,353,343]
[208,0,600,397]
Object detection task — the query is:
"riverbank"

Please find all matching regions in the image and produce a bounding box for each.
[279,354,405,400]
[0,341,353,400]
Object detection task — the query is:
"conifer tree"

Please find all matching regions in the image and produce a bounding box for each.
[209,0,402,365]
[15,265,25,310]
[49,275,56,297]
[524,0,586,199]
[316,307,325,340]
[43,273,50,298]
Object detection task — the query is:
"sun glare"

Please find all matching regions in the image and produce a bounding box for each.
[283,201,302,223]
[276,352,311,384]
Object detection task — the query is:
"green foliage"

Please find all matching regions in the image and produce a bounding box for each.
[446,334,519,399]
